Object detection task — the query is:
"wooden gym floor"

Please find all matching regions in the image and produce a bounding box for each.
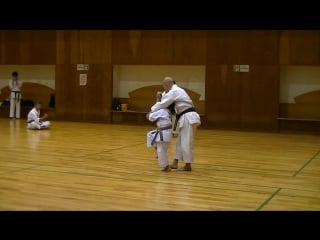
[0,118,320,210]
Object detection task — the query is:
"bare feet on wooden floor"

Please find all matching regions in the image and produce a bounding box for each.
[161,165,171,172]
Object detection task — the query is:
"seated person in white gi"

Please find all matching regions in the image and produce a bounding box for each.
[27,101,51,130]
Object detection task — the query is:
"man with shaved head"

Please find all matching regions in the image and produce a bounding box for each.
[150,76,201,171]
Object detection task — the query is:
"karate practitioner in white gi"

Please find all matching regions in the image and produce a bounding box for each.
[151,76,201,171]
[8,71,23,119]
[27,102,51,130]
[146,93,174,171]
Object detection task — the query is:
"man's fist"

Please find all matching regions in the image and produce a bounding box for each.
[156,91,162,101]
[42,113,48,120]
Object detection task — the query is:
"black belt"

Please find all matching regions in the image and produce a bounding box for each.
[173,107,196,131]
[151,125,172,145]
[27,120,34,123]
[12,91,21,101]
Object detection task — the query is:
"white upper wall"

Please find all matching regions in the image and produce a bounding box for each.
[280,65,320,103]
[2,64,320,104]
[113,65,206,100]
[0,65,55,90]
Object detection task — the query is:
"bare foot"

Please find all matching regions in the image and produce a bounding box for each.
[170,159,179,169]
[178,164,192,171]
[161,165,171,172]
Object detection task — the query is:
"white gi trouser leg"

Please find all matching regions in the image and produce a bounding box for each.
[174,118,196,163]
[9,92,21,118]
[15,98,21,118]
[40,121,50,129]
[27,121,41,129]
[28,122,41,129]
[156,141,170,168]
[9,94,15,118]
[27,121,51,130]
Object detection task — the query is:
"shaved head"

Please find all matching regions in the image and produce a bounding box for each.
[162,76,175,92]
[163,76,174,84]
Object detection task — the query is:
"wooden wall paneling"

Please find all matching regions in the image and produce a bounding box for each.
[173,30,207,64]
[239,65,280,131]
[0,30,56,64]
[279,30,290,65]
[82,64,112,122]
[207,30,248,64]
[244,30,279,64]
[207,30,279,65]
[56,31,113,122]
[55,64,85,120]
[28,30,56,64]
[0,31,7,64]
[77,31,113,121]
[111,30,142,64]
[206,31,280,131]
[54,64,65,120]
[55,64,113,122]
[205,64,242,128]
[280,30,320,65]
[1,30,303,130]
[140,30,173,64]
[205,64,280,131]
[56,30,80,64]
[78,30,112,64]
[0,31,25,64]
